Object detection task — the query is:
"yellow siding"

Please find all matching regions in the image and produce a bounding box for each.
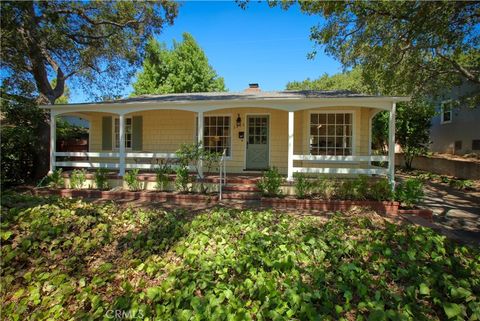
[86,106,375,175]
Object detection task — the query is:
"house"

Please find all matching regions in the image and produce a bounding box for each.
[42,85,409,187]
[430,82,480,155]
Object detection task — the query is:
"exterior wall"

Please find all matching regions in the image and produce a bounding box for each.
[86,106,376,175]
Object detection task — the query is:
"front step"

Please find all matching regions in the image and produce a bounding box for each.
[223,185,259,192]
[221,191,261,200]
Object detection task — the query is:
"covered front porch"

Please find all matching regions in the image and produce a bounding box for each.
[45,91,408,188]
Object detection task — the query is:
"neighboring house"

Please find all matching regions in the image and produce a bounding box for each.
[430,82,480,155]
[42,85,408,184]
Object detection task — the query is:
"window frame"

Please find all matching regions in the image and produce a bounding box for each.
[197,114,233,158]
[307,110,356,156]
[440,102,453,124]
[112,116,133,150]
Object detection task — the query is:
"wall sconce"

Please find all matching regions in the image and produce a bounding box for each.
[236,114,242,128]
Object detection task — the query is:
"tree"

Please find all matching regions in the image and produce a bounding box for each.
[133,33,226,95]
[1,1,178,179]
[261,1,479,101]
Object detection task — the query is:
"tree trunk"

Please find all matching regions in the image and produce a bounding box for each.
[32,116,51,180]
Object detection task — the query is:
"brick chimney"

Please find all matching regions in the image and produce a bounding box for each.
[244,83,260,93]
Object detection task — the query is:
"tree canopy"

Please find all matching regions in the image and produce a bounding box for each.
[286,68,370,93]
[264,1,479,99]
[132,33,226,95]
[1,1,178,104]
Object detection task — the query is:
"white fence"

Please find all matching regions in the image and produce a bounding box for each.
[292,155,389,176]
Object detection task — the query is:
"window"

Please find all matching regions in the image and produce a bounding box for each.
[203,116,231,156]
[309,112,353,156]
[441,103,452,124]
[114,117,132,149]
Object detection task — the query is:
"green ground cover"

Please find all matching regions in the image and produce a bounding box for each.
[1,193,479,320]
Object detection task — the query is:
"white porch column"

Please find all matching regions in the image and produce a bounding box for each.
[287,111,294,181]
[49,111,57,174]
[388,102,396,190]
[119,114,126,176]
[197,111,204,177]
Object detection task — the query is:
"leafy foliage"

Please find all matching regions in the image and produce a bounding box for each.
[69,169,87,189]
[133,33,226,95]
[93,168,109,191]
[155,164,173,191]
[449,179,474,191]
[124,169,142,191]
[294,173,314,199]
[56,117,88,141]
[395,178,425,208]
[1,193,480,320]
[174,166,191,193]
[45,169,64,189]
[257,167,283,197]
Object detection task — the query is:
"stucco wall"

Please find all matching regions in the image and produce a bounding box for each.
[86,106,376,174]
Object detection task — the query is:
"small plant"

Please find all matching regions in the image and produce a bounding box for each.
[312,176,336,200]
[369,178,393,201]
[395,178,424,208]
[449,179,474,191]
[69,169,87,189]
[294,173,313,199]
[257,167,283,197]
[155,164,172,191]
[46,169,64,189]
[440,175,450,184]
[124,169,142,191]
[94,168,109,190]
[175,166,191,193]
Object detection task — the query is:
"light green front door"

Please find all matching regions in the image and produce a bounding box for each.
[246,115,269,170]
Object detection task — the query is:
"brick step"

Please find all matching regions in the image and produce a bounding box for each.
[223,185,260,192]
[221,192,261,200]
[207,177,260,184]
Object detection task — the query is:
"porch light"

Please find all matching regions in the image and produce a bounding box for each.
[236,114,242,128]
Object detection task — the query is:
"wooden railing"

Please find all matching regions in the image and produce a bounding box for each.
[292,155,389,176]
[218,149,227,200]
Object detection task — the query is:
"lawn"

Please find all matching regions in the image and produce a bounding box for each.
[1,193,479,321]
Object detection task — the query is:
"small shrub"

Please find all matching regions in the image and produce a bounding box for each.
[257,167,283,197]
[155,164,172,191]
[440,175,450,184]
[94,168,109,190]
[449,179,474,191]
[69,169,87,189]
[294,173,313,199]
[175,166,191,193]
[313,176,336,200]
[124,169,142,191]
[395,178,424,208]
[369,178,393,201]
[46,169,64,189]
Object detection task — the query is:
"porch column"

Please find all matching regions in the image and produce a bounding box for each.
[287,111,294,181]
[388,102,396,190]
[49,111,57,174]
[119,114,126,176]
[197,111,204,177]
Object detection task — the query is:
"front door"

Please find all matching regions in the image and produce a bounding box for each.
[246,115,269,170]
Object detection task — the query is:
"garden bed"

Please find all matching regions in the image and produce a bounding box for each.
[34,188,218,204]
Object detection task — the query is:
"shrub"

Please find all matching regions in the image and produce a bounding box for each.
[46,169,64,189]
[294,173,313,199]
[174,166,191,193]
[155,164,172,191]
[257,167,283,197]
[449,179,474,191]
[124,169,142,191]
[69,169,87,189]
[395,178,424,208]
[369,178,393,201]
[312,176,336,200]
[94,168,109,190]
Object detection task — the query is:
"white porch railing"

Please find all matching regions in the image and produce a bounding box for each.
[292,155,389,176]
[218,149,227,200]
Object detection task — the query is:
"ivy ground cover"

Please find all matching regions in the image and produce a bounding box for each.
[1,193,479,320]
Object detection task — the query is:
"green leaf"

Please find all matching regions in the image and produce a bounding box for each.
[146,287,161,301]
[443,303,463,319]
[419,283,430,296]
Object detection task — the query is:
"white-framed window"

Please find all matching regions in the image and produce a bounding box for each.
[441,103,452,124]
[309,112,353,156]
[114,117,132,149]
[200,116,231,156]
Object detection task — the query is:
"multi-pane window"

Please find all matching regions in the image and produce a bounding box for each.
[248,116,268,144]
[203,116,231,156]
[441,104,452,123]
[310,113,353,156]
[114,117,132,149]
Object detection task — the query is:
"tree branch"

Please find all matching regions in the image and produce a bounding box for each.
[435,49,480,84]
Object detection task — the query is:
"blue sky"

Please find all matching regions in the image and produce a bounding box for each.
[71,1,343,102]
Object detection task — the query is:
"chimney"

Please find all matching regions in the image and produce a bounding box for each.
[244,83,261,93]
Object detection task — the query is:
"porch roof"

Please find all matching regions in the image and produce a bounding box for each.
[42,90,410,115]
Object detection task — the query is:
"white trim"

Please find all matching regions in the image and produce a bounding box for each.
[293,155,388,162]
[244,113,271,170]
[119,115,126,176]
[113,116,132,150]
[126,152,178,158]
[293,167,388,175]
[307,110,356,156]
[56,162,119,169]
[388,103,396,189]
[56,152,120,157]
[197,111,204,177]
[49,111,57,174]
[287,111,294,181]
[368,109,382,166]
[440,102,452,124]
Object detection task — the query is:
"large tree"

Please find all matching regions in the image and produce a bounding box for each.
[255,1,480,100]
[0,1,178,179]
[132,33,226,95]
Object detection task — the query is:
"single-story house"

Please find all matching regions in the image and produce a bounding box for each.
[42,85,409,186]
